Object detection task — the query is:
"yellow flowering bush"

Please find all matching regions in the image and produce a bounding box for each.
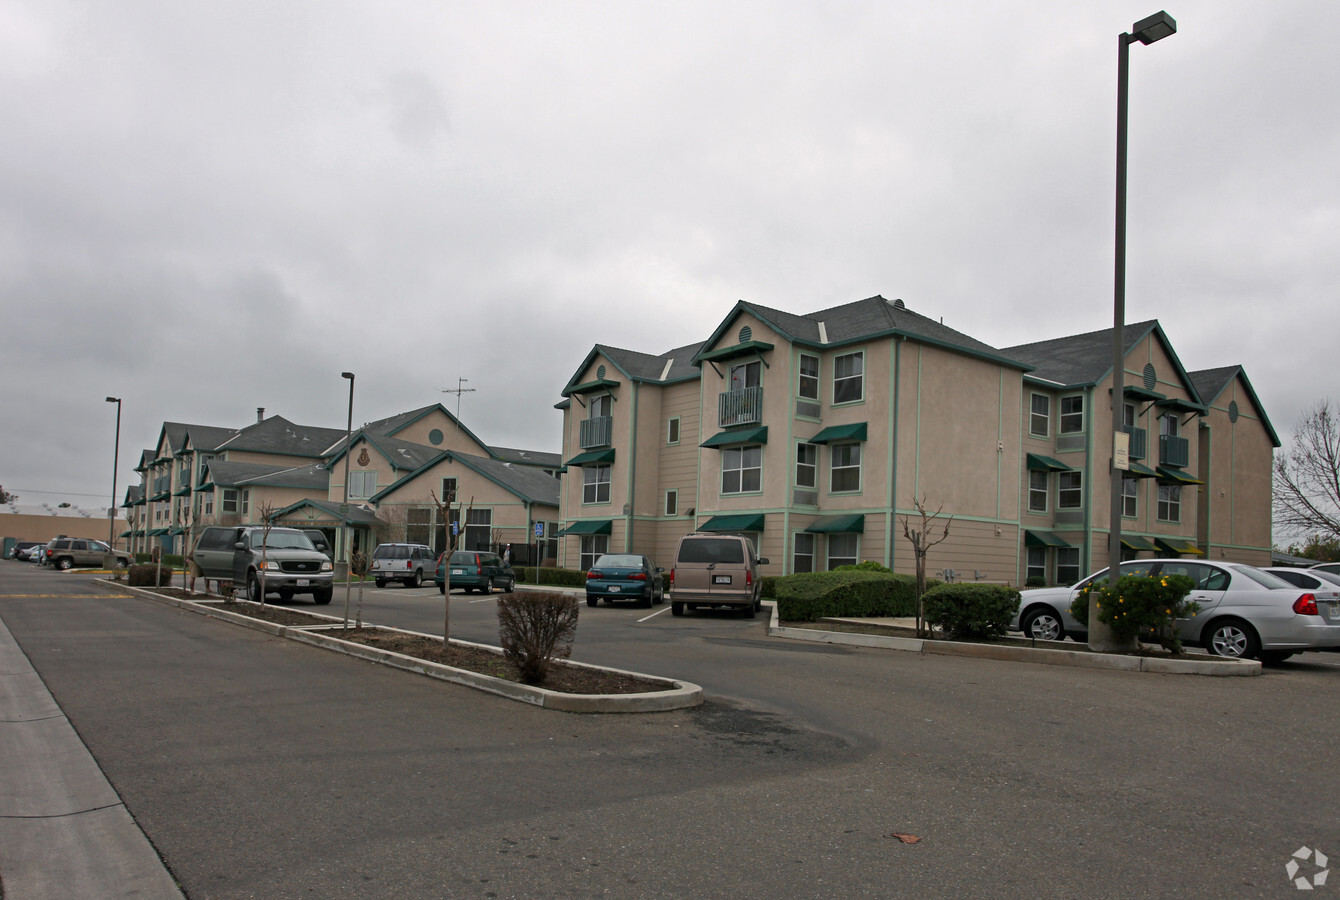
[1069,573,1199,653]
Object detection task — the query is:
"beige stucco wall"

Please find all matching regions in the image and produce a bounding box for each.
[383,409,493,456]
[1197,375,1274,565]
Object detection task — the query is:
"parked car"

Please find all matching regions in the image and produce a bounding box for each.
[1263,567,1340,599]
[586,554,664,608]
[435,550,515,594]
[1311,562,1340,578]
[668,533,769,618]
[302,529,333,558]
[1010,559,1340,661]
[42,537,132,570]
[192,526,334,604]
[9,541,43,560]
[370,542,435,588]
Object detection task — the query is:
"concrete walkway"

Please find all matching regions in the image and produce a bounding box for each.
[0,616,183,899]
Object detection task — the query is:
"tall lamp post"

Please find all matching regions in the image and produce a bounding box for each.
[105,397,122,568]
[1100,10,1177,652]
[340,371,355,626]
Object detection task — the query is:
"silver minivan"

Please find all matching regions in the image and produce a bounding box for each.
[668,533,768,618]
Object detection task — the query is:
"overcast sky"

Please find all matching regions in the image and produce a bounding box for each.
[3,1,1336,534]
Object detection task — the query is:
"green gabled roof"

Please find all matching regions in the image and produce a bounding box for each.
[1188,365,1281,448]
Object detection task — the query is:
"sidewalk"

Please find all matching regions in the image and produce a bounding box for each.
[0,616,183,899]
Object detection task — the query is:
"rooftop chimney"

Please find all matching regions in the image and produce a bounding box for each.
[257,407,265,422]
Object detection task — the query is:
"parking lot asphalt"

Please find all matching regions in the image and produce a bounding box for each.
[4,561,1340,898]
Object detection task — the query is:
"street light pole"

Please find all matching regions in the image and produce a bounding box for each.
[1100,10,1177,652]
[341,372,355,627]
[105,397,122,567]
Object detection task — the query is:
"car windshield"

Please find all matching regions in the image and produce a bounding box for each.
[258,532,316,550]
[678,539,745,564]
[594,554,642,568]
[1226,565,1294,589]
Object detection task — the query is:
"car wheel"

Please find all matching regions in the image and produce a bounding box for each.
[1020,606,1066,642]
[1204,618,1260,660]
[481,580,493,595]
[408,570,421,588]
[246,573,262,603]
[1259,650,1296,665]
[742,603,756,619]
[56,557,73,571]
[438,583,446,595]
[375,578,387,589]
[587,594,598,608]
[671,601,684,617]
[638,592,653,609]
[505,577,515,594]
[117,558,130,568]
[312,588,333,605]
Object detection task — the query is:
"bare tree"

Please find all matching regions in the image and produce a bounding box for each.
[377,504,411,543]
[255,501,277,608]
[349,549,370,628]
[1274,400,1340,543]
[901,496,953,637]
[430,486,460,644]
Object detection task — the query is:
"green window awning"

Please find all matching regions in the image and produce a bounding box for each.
[1158,397,1207,414]
[805,514,865,534]
[173,486,191,496]
[169,526,185,535]
[1121,535,1157,551]
[1124,462,1159,478]
[563,448,615,467]
[808,422,868,444]
[1026,453,1073,472]
[120,530,133,538]
[1123,385,1165,402]
[151,492,170,501]
[701,425,769,448]
[699,514,766,533]
[1025,530,1072,548]
[557,519,612,537]
[563,377,621,397]
[148,528,169,536]
[195,482,215,492]
[1157,466,1204,485]
[695,340,775,363]
[1156,537,1205,556]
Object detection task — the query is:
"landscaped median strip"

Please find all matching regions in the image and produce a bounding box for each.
[102,581,703,712]
[762,602,1261,677]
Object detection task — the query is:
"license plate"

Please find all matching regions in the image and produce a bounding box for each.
[608,585,620,592]
[714,575,732,584]
[296,579,309,586]
[452,568,465,575]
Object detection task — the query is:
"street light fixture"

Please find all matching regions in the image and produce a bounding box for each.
[1102,10,1176,652]
[341,371,355,626]
[105,397,122,568]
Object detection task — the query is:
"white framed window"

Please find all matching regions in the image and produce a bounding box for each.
[204,493,213,516]
[833,352,864,404]
[240,489,250,516]
[667,417,680,445]
[580,534,609,571]
[1122,476,1139,518]
[1028,470,1048,513]
[665,489,678,516]
[1030,393,1051,437]
[590,393,612,419]
[348,471,376,499]
[582,465,611,504]
[827,533,858,569]
[1059,395,1084,434]
[1157,484,1181,522]
[464,507,492,551]
[1123,402,1137,430]
[830,443,862,493]
[729,360,761,392]
[1026,546,1046,582]
[1057,548,1080,585]
[441,477,457,504]
[793,533,815,573]
[722,445,762,494]
[1160,413,1179,438]
[798,354,820,400]
[796,442,817,489]
[1058,471,1083,509]
[222,489,238,513]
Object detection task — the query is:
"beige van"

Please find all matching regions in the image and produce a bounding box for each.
[668,533,768,618]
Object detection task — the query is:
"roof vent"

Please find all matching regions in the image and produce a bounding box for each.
[596,364,607,380]
[1143,364,1157,391]
[739,325,752,342]
[893,298,905,310]
[257,407,265,423]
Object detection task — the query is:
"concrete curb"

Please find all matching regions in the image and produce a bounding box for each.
[104,581,704,711]
[762,601,1261,676]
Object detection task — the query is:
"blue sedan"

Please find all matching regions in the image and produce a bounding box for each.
[586,554,664,608]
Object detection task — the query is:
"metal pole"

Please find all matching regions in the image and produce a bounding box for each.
[341,372,355,627]
[106,397,121,560]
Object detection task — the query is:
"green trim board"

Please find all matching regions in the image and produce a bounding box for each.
[563,378,622,397]
[808,422,867,444]
[694,340,775,364]
[804,514,865,534]
[564,448,616,467]
[1157,397,1207,414]
[1025,530,1071,548]
[1026,453,1073,472]
[700,426,768,448]
[699,514,766,532]
[557,519,613,536]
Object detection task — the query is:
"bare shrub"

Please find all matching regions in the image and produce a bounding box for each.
[127,563,173,587]
[496,591,580,685]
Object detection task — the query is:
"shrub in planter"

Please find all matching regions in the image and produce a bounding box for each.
[497,591,581,685]
[1069,573,1198,653]
[1024,575,1047,589]
[773,571,930,621]
[922,583,1021,640]
[519,566,587,588]
[127,563,174,587]
[832,560,894,574]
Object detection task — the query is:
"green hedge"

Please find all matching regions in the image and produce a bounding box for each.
[921,583,1021,639]
[770,571,933,622]
[515,566,588,588]
[127,563,175,587]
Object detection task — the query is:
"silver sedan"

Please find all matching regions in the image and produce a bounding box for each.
[1010,558,1340,662]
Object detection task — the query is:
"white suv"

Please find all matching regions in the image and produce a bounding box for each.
[370,542,435,588]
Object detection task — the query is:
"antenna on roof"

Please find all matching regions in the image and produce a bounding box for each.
[441,377,476,420]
